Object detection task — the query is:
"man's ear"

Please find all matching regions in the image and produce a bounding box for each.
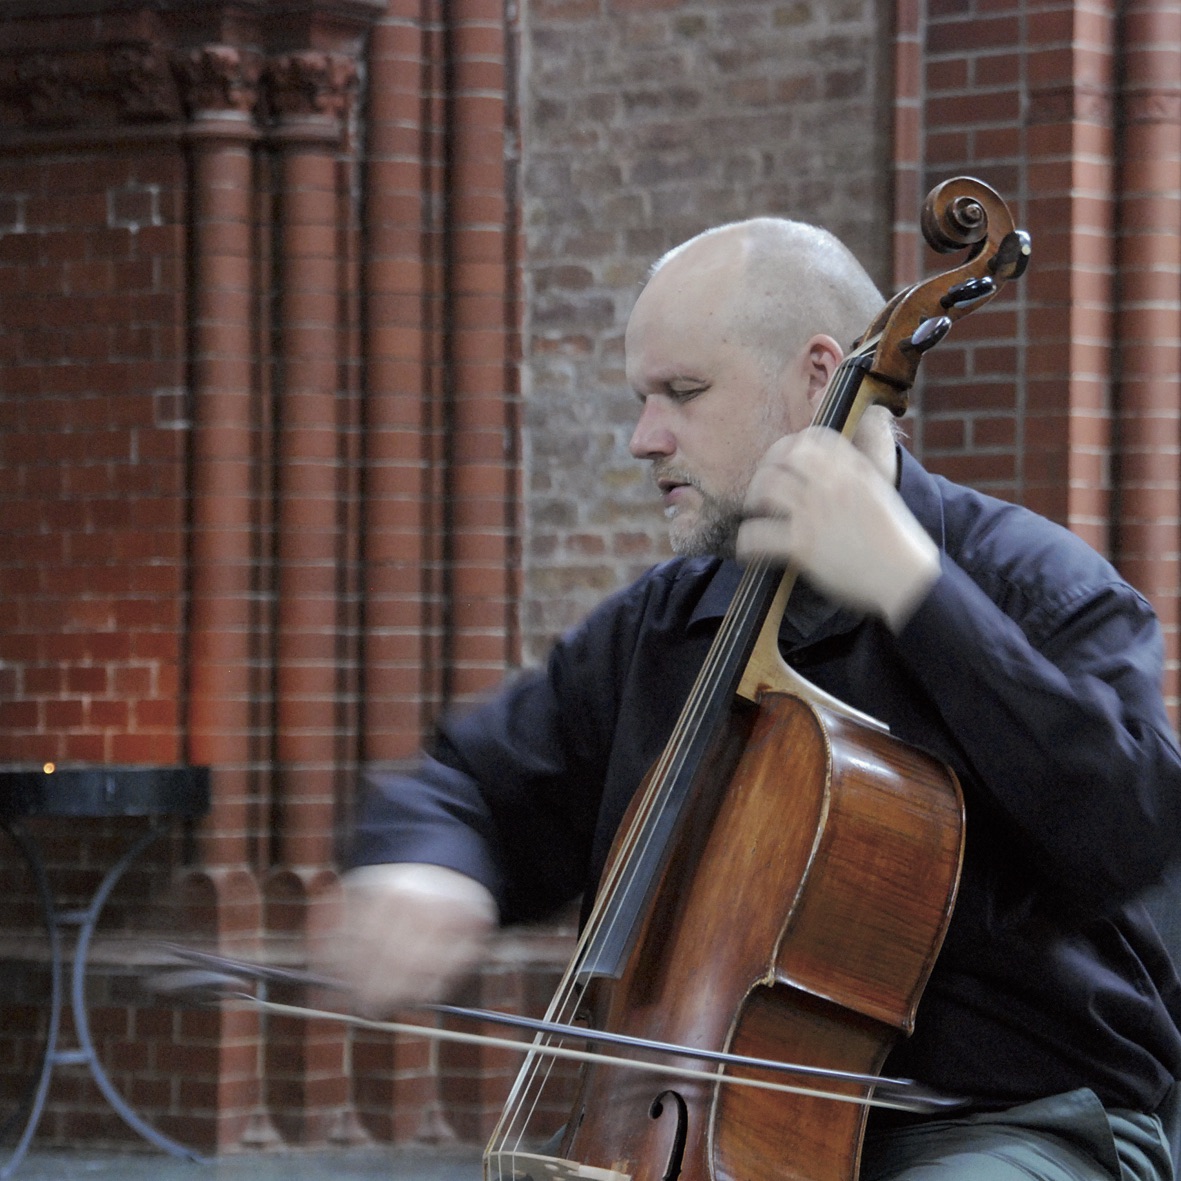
[804,334,845,412]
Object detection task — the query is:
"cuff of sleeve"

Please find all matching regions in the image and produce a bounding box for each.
[348,763,506,911]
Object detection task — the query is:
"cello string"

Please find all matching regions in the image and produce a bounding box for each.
[488,559,785,1155]
[489,563,779,1150]
[490,356,869,1154]
[490,350,874,1156]
[567,355,873,992]
[571,348,869,959]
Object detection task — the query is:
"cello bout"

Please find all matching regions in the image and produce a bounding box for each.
[551,692,963,1181]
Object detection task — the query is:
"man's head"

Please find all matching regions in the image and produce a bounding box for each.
[625,218,885,557]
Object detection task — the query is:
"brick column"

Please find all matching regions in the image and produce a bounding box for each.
[361,0,450,771]
[1024,3,1119,543]
[261,49,361,1146]
[446,0,521,701]
[353,0,454,1143]
[181,50,262,879]
[267,53,356,875]
[914,0,1118,542]
[1112,0,1181,708]
[892,0,925,292]
[174,43,270,1151]
[353,0,524,1144]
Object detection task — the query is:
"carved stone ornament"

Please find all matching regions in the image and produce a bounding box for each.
[173,44,262,118]
[110,43,183,122]
[264,52,357,123]
[0,2,379,137]
[15,52,85,128]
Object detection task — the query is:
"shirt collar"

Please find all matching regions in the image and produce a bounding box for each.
[896,445,948,550]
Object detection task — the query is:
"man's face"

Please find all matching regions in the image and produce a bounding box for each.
[624,256,812,557]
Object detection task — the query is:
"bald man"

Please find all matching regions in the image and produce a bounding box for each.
[330,220,1181,1180]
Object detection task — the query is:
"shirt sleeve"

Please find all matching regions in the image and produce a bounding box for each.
[349,578,646,924]
[896,554,1181,909]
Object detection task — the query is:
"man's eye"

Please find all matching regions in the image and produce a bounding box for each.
[667,383,707,401]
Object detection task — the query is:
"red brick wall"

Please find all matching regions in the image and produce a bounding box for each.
[911,0,1181,707]
[0,63,201,1149]
[0,0,1178,1160]
[0,0,379,1153]
[0,0,530,1153]
[0,146,187,767]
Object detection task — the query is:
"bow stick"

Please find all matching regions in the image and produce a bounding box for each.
[144,944,968,1115]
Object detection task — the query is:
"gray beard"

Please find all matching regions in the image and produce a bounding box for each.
[668,496,745,560]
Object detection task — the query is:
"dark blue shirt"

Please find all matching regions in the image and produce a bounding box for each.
[354,449,1181,1113]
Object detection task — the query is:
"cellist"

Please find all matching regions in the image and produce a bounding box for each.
[327,218,1181,1180]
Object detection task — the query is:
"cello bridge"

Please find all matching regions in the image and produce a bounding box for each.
[483,1150,631,1181]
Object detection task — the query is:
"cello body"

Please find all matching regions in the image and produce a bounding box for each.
[488,692,962,1181]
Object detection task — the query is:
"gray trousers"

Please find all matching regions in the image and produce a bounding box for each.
[859,1090,1173,1181]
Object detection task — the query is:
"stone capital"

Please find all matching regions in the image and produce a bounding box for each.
[0,2,381,141]
[264,51,358,132]
[174,44,263,121]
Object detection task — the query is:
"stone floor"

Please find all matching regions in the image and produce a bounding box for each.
[9,1145,484,1180]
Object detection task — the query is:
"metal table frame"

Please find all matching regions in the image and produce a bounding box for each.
[0,766,210,1176]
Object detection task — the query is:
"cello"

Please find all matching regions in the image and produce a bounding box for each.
[482,177,1031,1181]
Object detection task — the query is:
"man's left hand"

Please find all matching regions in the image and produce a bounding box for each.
[737,428,940,633]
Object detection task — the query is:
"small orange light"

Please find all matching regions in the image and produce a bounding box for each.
[43,762,55,775]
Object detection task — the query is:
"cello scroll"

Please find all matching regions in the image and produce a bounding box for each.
[852,176,1031,412]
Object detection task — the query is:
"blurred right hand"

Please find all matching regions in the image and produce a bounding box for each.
[316,862,498,1018]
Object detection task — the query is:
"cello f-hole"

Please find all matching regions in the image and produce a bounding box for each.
[648,1089,688,1181]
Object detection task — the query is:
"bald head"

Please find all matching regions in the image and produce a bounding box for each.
[647,218,884,379]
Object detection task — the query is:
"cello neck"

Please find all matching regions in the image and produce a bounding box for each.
[732,345,900,710]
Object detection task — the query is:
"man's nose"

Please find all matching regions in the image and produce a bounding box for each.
[629,399,676,459]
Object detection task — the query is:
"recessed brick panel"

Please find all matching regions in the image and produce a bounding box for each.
[0,148,187,768]
[520,0,897,657]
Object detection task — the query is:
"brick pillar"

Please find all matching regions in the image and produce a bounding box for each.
[355,0,454,1143]
[174,45,270,1152]
[268,54,352,874]
[447,0,522,700]
[181,50,263,887]
[892,0,925,292]
[362,0,450,769]
[1021,4,1118,542]
[262,50,362,1147]
[914,1,1119,538]
[353,0,523,1143]
[1112,0,1181,709]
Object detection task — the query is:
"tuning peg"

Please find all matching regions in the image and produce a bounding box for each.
[907,315,953,354]
[990,230,1032,280]
[940,276,996,308]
